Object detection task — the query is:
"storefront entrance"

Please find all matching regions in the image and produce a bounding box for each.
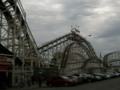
[0,71,7,89]
[0,64,12,89]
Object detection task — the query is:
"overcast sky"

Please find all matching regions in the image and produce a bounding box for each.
[21,0,120,57]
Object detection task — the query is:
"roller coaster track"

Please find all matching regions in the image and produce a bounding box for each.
[0,0,42,68]
[38,30,98,74]
[38,31,97,59]
[38,33,96,58]
[103,50,120,67]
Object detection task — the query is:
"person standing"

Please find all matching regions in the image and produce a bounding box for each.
[38,77,42,87]
[15,76,18,87]
[31,75,34,85]
[27,77,31,87]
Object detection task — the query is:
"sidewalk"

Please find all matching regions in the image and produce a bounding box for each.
[8,84,39,90]
[8,83,47,90]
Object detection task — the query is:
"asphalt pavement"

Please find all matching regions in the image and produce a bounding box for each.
[8,77,120,90]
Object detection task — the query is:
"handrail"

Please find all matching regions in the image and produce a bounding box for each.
[17,0,26,20]
[38,33,71,50]
[16,0,39,55]
[25,22,40,55]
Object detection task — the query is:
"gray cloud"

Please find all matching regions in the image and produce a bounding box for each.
[21,0,120,56]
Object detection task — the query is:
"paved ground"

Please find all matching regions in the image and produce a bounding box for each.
[8,85,38,90]
[8,77,120,90]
